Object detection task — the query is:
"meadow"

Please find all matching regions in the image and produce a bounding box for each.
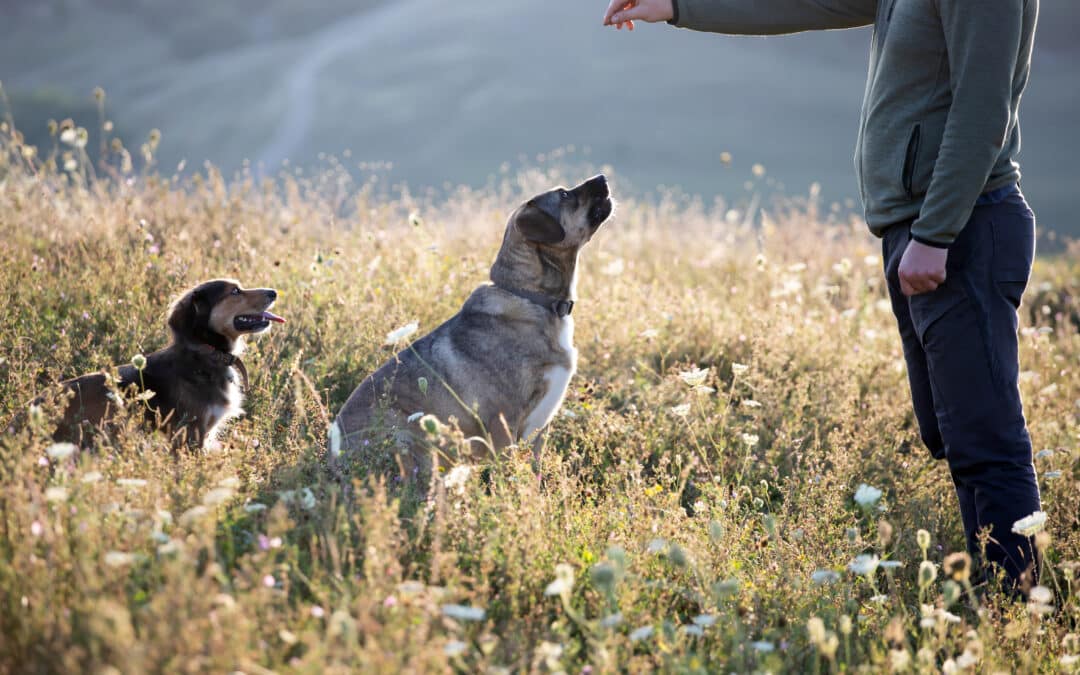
[1,114,1079,674]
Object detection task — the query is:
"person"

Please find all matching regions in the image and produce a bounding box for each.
[601,0,1042,588]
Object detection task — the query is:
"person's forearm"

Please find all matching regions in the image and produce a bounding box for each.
[670,0,876,35]
[909,0,1024,247]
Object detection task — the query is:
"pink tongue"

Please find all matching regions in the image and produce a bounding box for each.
[261,311,286,324]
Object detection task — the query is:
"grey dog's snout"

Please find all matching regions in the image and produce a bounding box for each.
[583,174,608,194]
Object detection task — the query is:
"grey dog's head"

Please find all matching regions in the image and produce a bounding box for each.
[509,175,613,250]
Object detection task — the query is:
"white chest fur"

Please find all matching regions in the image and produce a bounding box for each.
[521,315,577,441]
[204,370,244,447]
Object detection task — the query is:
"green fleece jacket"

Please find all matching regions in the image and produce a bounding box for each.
[670,0,1039,247]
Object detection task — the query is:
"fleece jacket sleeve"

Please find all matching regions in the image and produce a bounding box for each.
[910,0,1025,248]
[670,0,876,35]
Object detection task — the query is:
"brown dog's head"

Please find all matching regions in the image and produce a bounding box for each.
[167,279,284,352]
[509,174,613,250]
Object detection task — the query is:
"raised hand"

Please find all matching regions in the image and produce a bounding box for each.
[602,0,674,30]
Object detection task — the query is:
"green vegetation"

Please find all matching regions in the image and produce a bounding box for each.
[1,113,1078,673]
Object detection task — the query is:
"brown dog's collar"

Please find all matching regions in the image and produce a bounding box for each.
[493,283,574,318]
[198,345,249,392]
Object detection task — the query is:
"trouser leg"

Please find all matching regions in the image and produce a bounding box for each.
[883,196,1041,585]
[883,227,981,553]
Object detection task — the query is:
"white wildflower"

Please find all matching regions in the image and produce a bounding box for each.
[441,604,486,622]
[81,471,103,484]
[46,443,77,460]
[629,626,654,642]
[647,538,668,554]
[751,641,775,653]
[544,563,575,599]
[104,551,135,567]
[385,321,419,346]
[955,650,978,669]
[300,487,316,510]
[848,554,880,577]
[1012,511,1047,536]
[117,478,148,489]
[600,613,623,628]
[811,569,841,585]
[45,487,69,503]
[243,502,267,513]
[444,640,468,657]
[670,403,691,417]
[179,505,210,526]
[731,363,749,375]
[678,367,710,387]
[853,483,883,508]
[444,465,472,496]
[890,649,912,671]
[202,487,234,506]
[1029,585,1053,605]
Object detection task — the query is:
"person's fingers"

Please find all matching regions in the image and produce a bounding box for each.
[900,271,941,296]
[603,0,634,25]
[610,5,651,24]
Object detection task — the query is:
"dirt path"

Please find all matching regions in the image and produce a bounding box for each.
[254,0,431,170]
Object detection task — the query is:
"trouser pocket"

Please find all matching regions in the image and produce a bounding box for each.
[989,188,1036,307]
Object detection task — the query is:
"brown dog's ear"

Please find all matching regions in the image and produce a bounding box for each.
[513,203,565,244]
[167,288,207,339]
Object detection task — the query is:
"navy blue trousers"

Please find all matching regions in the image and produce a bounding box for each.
[882,185,1041,584]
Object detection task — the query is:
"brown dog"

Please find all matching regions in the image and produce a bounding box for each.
[51,279,284,448]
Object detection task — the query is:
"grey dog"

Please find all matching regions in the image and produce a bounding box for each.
[332,175,613,477]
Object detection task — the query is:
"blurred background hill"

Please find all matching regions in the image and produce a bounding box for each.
[2,0,1077,235]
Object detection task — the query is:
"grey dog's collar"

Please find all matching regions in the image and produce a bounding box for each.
[494,283,574,318]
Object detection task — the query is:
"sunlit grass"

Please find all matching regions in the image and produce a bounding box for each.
[1,110,1079,673]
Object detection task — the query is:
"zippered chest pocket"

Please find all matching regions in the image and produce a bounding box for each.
[901,124,922,199]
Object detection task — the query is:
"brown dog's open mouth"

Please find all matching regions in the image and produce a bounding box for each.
[234,310,286,332]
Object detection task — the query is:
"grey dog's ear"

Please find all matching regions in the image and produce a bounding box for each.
[513,203,565,244]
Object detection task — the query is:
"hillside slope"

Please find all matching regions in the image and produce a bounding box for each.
[2,0,1077,233]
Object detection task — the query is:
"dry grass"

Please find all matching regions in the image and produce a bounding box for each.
[1,114,1079,674]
